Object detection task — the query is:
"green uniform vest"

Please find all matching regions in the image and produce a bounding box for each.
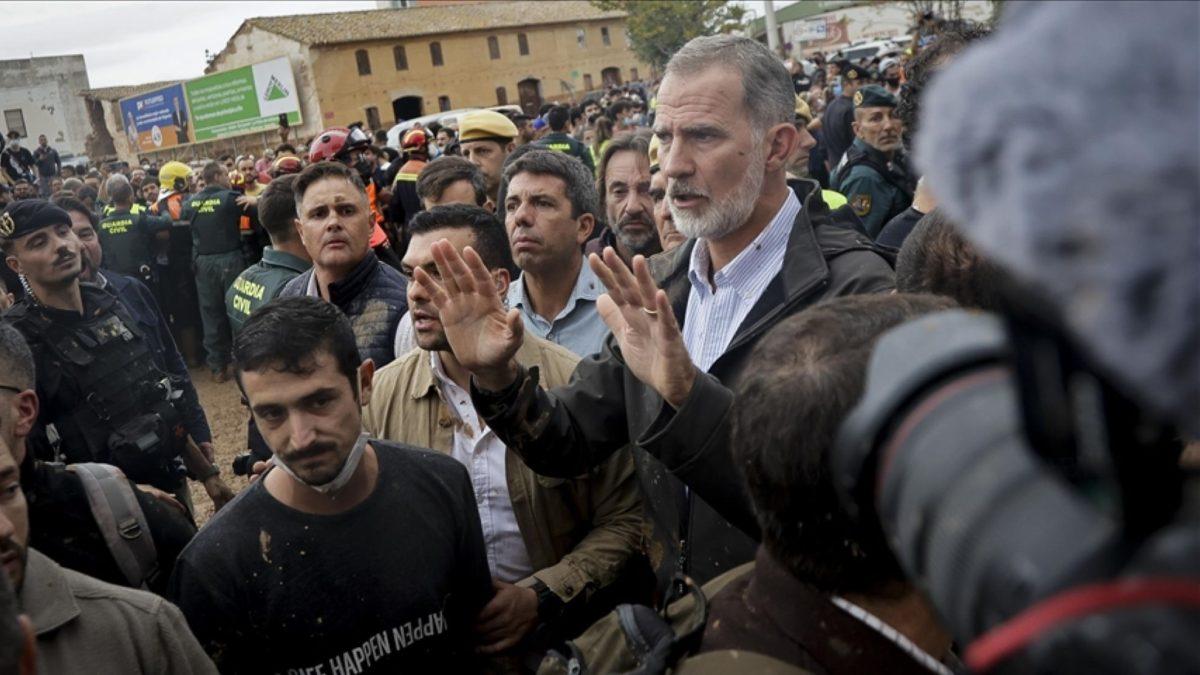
[224,247,311,334]
[97,207,167,276]
[182,187,244,257]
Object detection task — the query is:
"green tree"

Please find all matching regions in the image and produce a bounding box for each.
[593,0,747,70]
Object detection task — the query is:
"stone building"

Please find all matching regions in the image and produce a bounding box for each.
[80,1,647,165]
[206,0,648,137]
[0,55,92,161]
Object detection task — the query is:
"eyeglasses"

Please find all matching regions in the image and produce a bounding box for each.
[0,385,24,395]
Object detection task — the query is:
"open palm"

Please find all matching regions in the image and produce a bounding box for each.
[590,248,697,408]
[412,241,523,387]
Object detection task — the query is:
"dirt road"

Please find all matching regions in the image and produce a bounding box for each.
[186,367,253,525]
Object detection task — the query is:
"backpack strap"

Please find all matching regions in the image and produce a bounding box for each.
[70,462,158,589]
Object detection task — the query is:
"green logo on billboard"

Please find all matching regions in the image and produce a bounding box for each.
[263,75,289,102]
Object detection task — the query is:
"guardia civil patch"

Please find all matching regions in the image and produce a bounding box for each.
[850,194,872,217]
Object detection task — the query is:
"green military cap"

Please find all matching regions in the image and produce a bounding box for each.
[458,110,518,143]
[853,84,897,110]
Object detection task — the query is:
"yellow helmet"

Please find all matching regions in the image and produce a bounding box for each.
[794,94,813,125]
[159,161,192,190]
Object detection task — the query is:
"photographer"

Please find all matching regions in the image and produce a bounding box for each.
[834,3,1200,672]
[698,294,956,674]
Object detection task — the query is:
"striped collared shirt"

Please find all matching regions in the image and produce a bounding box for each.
[681,191,799,372]
[831,596,954,675]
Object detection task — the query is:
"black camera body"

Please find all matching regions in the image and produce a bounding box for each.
[834,309,1200,673]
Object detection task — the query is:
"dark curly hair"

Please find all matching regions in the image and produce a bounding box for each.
[895,208,1009,312]
[897,25,992,150]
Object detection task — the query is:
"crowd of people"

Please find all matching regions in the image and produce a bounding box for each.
[0,2,1195,672]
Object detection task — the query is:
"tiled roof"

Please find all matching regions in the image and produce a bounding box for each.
[245,0,626,46]
[81,81,178,101]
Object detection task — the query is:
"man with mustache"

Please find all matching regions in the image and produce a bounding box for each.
[587,134,662,265]
[410,35,895,595]
[280,161,408,369]
[54,193,219,497]
[502,149,609,357]
[0,200,230,514]
[0,433,216,673]
[170,296,493,673]
[830,85,914,238]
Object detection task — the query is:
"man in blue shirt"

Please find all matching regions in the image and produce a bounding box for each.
[501,150,609,356]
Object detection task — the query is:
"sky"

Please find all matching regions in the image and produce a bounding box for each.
[0,0,794,89]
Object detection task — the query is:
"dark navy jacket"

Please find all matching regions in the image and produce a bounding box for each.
[280,250,408,368]
[101,272,212,444]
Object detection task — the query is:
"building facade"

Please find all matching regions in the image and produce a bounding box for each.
[750,1,991,55]
[208,1,648,140]
[0,55,92,161]
[81,1,647,165]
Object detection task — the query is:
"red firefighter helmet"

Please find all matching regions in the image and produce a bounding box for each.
[307,126,371,163]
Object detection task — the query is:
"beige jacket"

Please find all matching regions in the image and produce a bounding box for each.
[20,548,217,674]
[363,336,643,605]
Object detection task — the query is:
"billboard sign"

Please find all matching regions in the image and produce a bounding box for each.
[184,57,301,142]
[118,83,190,152]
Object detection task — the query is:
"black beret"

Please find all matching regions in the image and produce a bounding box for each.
[843,64,871,81]
[853,84,898,109]
[0,199,73,241]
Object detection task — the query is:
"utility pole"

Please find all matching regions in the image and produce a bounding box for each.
[764,0,781,56]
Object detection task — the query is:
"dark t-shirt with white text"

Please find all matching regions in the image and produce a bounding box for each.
[169,441,493,674]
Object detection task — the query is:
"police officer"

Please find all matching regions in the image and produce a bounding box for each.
[96,174,170,285]
[0,320,198,595]
[535,105,596,175]
[181,161,249,382]
[224,174,311,335]
[831,84,914,238]
[821,63,870,171]
[0,199,234,513]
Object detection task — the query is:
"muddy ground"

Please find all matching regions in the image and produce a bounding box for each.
[187,367,253,525]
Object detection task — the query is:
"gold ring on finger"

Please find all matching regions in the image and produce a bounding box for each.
[642,307,659,317]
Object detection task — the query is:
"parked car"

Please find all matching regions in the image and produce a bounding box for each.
[838,39,903,64]
[385,105,525,149]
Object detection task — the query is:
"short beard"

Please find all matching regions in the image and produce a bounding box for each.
[415,329,450,353]
[669,143,765,242]
[614,217,662,257]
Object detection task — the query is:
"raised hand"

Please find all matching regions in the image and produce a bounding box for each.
[589,248,697,408]
[412,240,523,390]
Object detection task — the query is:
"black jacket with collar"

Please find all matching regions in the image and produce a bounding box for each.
[280,250,408,368]
[474,178,895,593]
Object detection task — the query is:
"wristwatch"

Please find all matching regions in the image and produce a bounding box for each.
[532,580,565,622]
